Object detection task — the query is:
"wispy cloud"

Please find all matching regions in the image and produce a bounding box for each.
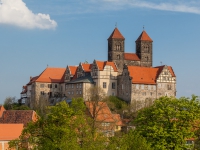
[0,0,57,29]
[96,0,200,14]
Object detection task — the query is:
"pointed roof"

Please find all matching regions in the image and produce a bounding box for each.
[136,30,153,42]
[68,66,78,75]
[95,60,118,72]
[108,28,125,40]
[36,67,66,83]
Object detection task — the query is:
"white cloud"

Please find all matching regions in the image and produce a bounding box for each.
[0,0,57,29]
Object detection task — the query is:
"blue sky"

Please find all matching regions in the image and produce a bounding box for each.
[0,0,200,104]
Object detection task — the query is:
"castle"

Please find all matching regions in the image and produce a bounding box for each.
[20,27,176,107]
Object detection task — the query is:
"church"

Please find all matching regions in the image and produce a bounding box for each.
[20,27,176,107]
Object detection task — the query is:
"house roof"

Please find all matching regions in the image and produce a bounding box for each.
[0,110,37,126]
[124,53,140,61]
[96,60,118,72]
[0,124,24,140]
[69,66,78,75]
[82,64,92,72]
[154,65,176,77]
[136,30,153,42]
[85,101,115,122]
[36,67,66,83]
[20,85,27,94]
[108,28,125,40]
[127,66,159,84]
[27,76,39,85]
[67,75,94,84]
[0,105,5,118]
[113,114,124,126]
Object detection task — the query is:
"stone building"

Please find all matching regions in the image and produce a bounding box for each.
[21,27,176,107]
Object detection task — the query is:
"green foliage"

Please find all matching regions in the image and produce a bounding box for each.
[134,96,200,150]
[9,98,107,150]
[107,130,152,150]
[4,96,30,110]
[106,96,127,114]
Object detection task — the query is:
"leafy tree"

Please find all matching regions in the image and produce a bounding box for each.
[107,130,152,150]
[9,98,107,150]
[3,96,30,110]
[134,96,200,150]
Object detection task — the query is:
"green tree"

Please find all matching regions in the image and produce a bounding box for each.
[9,98,107,150]
[134,96,200,150]
[107,130,152,150]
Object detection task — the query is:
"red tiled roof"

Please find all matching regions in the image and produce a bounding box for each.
[154,65,176,77]
[20,85,27,94]
[0,105,5,118]
[85,101,115,122]
[108,28,125,40]
[27,76,39,85]
[0,124,23,140]
[69,66,78,75]
[36,67,66,83]
[136,30,153,42]
[113,114,123,126]
[124,53,140,61]
[96,60,118,72]
[0,110,37,126]
[82,64,92,72]
[128,66,159,84]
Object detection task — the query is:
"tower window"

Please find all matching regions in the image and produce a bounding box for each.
[117,55,120,60]
[116,44,121,51]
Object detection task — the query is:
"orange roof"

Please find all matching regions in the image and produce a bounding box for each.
[96,60,118,72]
[27,76,39,85]
[20,85,27,94]
[85,101,115,122]
[128,66,159,84]
[124,53,140,61]
[69,66,78,75]
[113,114,124,126]
[0,105,5,118]
[108,28,125,40]
[36,67,66,83]
[0,124,24,140]
[0,110,37,126]
[82,64,92,72]
[136,30,153,42]
[155,65,176,77]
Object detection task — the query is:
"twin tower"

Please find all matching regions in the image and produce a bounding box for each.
[107,28,153,73]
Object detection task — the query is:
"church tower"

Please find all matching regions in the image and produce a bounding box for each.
[135,30,153,67]
[108,28,125,73]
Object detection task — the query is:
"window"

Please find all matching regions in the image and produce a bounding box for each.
[167,85,172,90]
[148,85,151,90]
[142,92,146,96]
[66,85,68,89]
[122,84,124,89]
[80,91,82,94]
[72,84,73,88]
[141,84,144,89]
[55,84,57,88]
[94,82,96,86]
[40,84,44,88]
[68,91,70,95]
[79,84,82,88]
[112,82,115,89]
[76,91,78,94]
[40,91,45,95]
[48,84,52,88]
[77,84,78,88]
[150,92,153,96]
[102,122,110,126]
[71,91,73,95]
[103,82,107,88]
[117,55,120,60]
[112,92,115,96]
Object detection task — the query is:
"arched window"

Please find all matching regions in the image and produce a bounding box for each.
[117,55,120,60]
